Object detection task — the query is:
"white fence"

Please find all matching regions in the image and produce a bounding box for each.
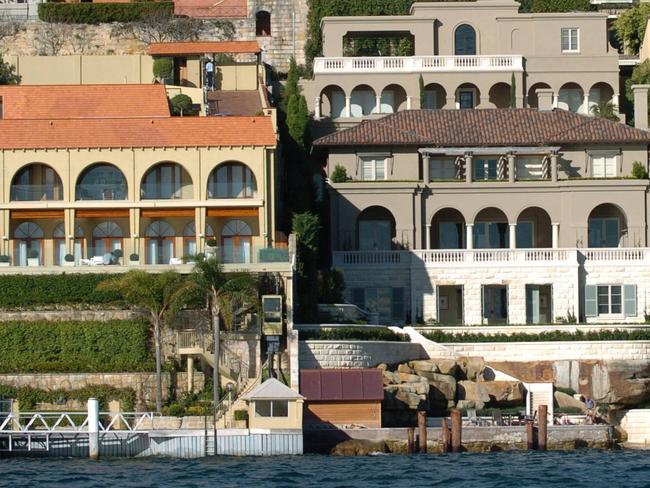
[0,2,41,20]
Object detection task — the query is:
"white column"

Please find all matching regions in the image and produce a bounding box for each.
[375,95,382,114]
[406,96,412,110]
[426,224,432,250]
[466,224,474,250]
[423,154,430,184]
[465,154,473,183]
[508,153,516,183]
[552,223,560,249]
[88,397,99,460]
[187,356,194,394]
[509,223,517,249]
[552,93,558,109]
[613,94,620,114]
[314,96,321,119]
[583,93,590,115]
[344,96,351,118]
[550,153,558,182]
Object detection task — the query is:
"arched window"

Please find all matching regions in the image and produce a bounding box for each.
[357,206,396,250]
[11,164,63,202]
[455,24,477,55]
[183,222,214,257]
[92,221,123,257]
[145,221,175,264]
[53,223,85,265]
[222,219,252,264]
[76,164,128,201]
[14,222,44,266]
[141,162,193,200]
[208,162,257,198]
[256,11,271,36]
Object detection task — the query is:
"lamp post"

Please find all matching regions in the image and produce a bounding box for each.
[226,382,234,428]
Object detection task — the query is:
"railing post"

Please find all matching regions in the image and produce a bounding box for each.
[88,398,99,460]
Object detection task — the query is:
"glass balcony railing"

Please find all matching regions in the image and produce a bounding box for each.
[10,184,63,201]
[140,183,190,200]
[75,184,127,201]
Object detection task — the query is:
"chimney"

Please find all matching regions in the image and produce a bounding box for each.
[632,84,650,130]
[536,89,554,112]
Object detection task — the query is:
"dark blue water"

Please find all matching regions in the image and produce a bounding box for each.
[1,450,650,487]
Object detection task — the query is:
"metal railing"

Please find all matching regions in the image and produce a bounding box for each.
[0,411,159,433]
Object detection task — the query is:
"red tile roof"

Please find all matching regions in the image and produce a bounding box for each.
[148,41,260,56]
[0,116,276,149]
[300,369,384,401]
[0,84,170,120]
[313,109,650,147]
[173,0,247,18]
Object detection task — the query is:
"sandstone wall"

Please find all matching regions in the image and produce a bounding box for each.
[620,409,650,445]
[299,340,427,369]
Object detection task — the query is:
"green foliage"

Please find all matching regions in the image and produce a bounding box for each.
[555,386,577,396]
[343,35,414,56]
[0,274,121,308]
[330,164,349,183]
[526,0,592,12]
[510,73,516,108]
[423,328,650,343]
[318,268,346,304]
[169,94,197,116]
[419,74,425,109]
[0,320,153,373]
[626,60,650,115]
[286,64,310,152]
[590,101,620,122]
[614,4,650,55]
[292,211,321,321]
[300,326,409,342]
[632,161,649,179]
[0,384,135,411]
[153,57,173,81]
[234,409,249,421]
[38,1,174,24]
[0,59,20,85]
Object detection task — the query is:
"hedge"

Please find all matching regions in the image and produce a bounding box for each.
[423,329,650,343]
[0,274,121,308]
[300,326,409,342]
[0,384,135,411]
[0,320,154,373]
[38,2,174,24]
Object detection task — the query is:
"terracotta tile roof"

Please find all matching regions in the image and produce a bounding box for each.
[148,41,260,56]
[173,0,247,18]
[0,116,276,150]
[313,109,650,147]
[300,369,384,401]
[0,84,170,120]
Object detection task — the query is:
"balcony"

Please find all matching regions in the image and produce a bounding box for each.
[313,55,524,75]
[10,184,62,202]
[76,184,127,201]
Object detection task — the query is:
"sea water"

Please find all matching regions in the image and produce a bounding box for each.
[1,450,649,487]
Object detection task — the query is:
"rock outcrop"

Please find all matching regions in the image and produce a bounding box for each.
[331,439,388,456]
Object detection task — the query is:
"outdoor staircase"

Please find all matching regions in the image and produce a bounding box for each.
[215,376,260,429]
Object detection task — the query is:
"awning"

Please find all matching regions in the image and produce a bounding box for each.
[207,207,259,218]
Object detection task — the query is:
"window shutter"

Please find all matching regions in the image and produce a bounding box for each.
[585,285,598,317]
[624,284,637,317]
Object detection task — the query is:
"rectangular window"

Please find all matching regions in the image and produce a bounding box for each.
[561,28,579,52]
[255,400,289,417]
[588,218,619,247]
[482,285,508,324]
[473,159,498,180]
[459,90,475,109]
[516,157,544,180]
[361,158,386,181]
[590,153,617,178]
[597,285,622,315]
[473,222,509,249]
[429,159,456,180]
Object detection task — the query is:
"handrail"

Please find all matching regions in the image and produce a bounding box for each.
[0,411,160,433]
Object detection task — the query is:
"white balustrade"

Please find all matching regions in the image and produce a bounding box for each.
[582,248,648,261]
[313,55,523,74]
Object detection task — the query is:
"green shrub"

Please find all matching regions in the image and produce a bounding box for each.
[153,57,173,81]
[556,406,584,414]
[234,409,248,421]
[0,274,121,308]
[632,161,649,179]
[300,326,409,342]
[0,384,135,411]
[330,164,348,183]
[0,320,154,373]
[169,94,197,116]
[168,403,185,417]
[423,328,650,343]
[38,2,173,24]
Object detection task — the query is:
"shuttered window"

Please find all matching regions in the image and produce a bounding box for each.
[586,284,636,317]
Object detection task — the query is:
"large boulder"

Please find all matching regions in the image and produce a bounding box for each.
[481,381,524,407]
[457,381,491,410]
[331,439,388,456]
[382,370,401,386]
[384,383,428,410]
[457,357,486,381]
[554,391,587,413]
[427,373,457,403]
[397,363,414,374]
[409,360,440,373]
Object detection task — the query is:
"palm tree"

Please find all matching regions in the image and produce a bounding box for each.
[97,270,193,413]
[189,255,258,406]
[590,101,620,122]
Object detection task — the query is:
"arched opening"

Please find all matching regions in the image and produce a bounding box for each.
[588,82,616,116]
[11,163,63,202]
[320,85,345,119]
[558,82,585,113]
[222,219,253,264]
[255,10,271,37]
[473,207,509,249]
[145,220,176,264]
[454,24,477,55]
[141,162,193,200]
[588,203,627,248]
[350,84,376,117]
[456,83,480,109]
[379,84,407,113]
[431,208,465,249]
[422,83,447,110]
[14,222,43,266]
[357,206,396,250]
[527,82,551,109]
[516,207,552,248]
[207,162,257,198]
[53,223,85,265]
[183,222,214,257]
[91,221,124,258]
[489,82,511,108]
[76,163,128,201]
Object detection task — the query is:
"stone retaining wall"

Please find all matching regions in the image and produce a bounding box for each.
[443,341,650,362]
[299,341,427,369]
[620,409,650,446]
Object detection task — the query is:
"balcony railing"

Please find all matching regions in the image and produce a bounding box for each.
[10,184,63,202]
[76,184,127,201]
[581,248,649,261]
[313,55,524,74]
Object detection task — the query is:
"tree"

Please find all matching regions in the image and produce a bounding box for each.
[97,270,193,413]
[419,74,425,109]
[510,73,517,108]
[292,211,321,321]
[0,59,20,85]
[523,0,592,12]
[188,255,258,406]
[626,59,650,110]
[590,101,620,122]
[614,4,650,56]
[169,94,197,116]
[33,22,70,55]
[153,57,173,82]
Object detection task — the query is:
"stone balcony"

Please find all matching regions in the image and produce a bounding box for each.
[313,55,524,75]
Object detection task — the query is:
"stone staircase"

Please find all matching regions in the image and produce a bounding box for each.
[215,376,260,428]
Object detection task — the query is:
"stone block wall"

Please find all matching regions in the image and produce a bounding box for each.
[299,340,427,369]
[620,409,650,445]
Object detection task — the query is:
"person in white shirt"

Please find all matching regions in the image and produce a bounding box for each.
[205,59,214,91]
